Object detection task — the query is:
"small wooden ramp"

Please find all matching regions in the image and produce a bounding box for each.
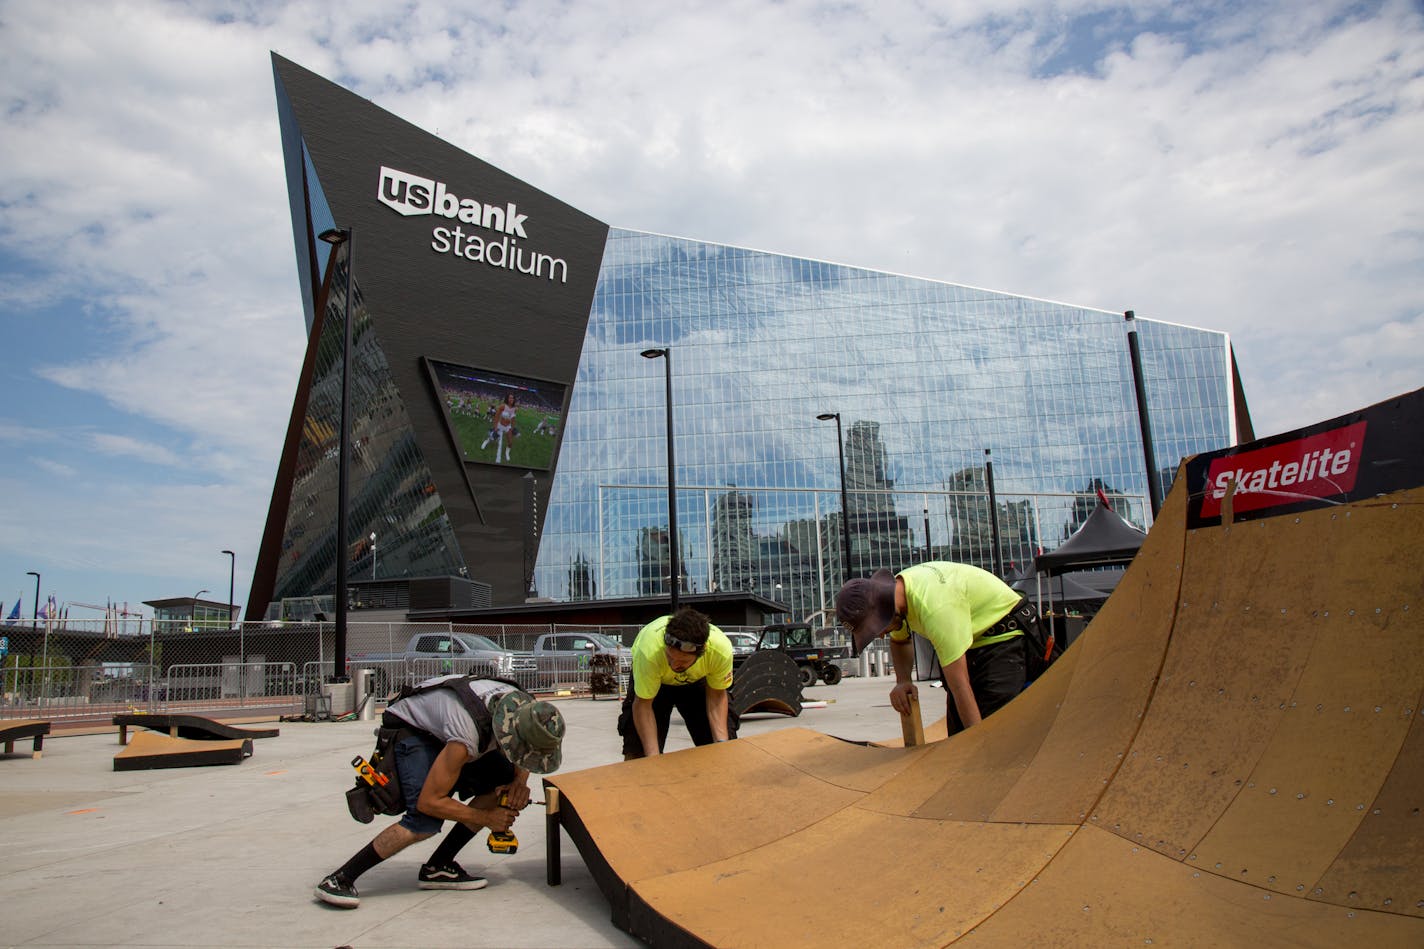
[545,388,1424,947]
[0,719,51,759]
[113,731,253,771]
[113,713,279,745]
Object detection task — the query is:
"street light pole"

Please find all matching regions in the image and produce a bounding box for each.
[319,226,354,682]
[816,413,854,582]
[641,347,678,612]
[1125,311,1163,519]
[222,549,239,696]
[26,571,42,702]
[985,448,1004,577]
[192,590,208,633]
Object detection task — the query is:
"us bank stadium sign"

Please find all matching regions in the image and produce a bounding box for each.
[378,165,570,284]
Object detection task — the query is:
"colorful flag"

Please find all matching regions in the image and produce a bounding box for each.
[5,600,18,623]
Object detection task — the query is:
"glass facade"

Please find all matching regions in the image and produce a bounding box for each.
[535,230,1233,619]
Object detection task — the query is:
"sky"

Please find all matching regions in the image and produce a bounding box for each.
[1,0,1420,620]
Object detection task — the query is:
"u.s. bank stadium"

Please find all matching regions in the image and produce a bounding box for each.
[251,53,1249,628]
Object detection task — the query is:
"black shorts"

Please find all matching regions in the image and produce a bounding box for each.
[939,636,1026,736]
[616,676,740,757]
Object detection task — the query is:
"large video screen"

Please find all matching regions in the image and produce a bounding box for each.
[424,357,569,471]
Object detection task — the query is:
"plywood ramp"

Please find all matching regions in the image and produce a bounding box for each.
[112,713,280,745]
[112,731,253,771]
[547,392,1424,947]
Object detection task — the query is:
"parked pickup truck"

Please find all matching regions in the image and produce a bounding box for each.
[737,623,850,688]
[352,631,537,695]
[527,630,631,695]
[530,631,631,674]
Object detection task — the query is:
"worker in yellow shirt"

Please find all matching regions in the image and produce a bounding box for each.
[617,607,738,757]
[837,562,1035,735]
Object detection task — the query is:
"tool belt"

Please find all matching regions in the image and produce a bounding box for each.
[986,597,1040,638]
[985,597,1060,678]
[345,722,412,823]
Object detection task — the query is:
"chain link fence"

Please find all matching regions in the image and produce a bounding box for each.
[1,615,916,730]
[0,620,667,727]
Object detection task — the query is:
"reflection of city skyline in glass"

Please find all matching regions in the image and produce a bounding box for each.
[538,229,1232,618]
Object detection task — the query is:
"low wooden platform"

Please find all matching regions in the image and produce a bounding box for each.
[0,719,51,759]
[112,730,253,771]
[112,713,280,746]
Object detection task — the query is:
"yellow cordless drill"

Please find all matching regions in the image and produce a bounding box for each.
[487,792,518,854]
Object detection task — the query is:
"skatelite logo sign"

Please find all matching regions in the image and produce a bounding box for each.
[1199,421,1366,519]
[377,166,567,283]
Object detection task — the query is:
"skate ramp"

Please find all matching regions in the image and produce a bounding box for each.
[546,390,1424,947]
[112,731,254,771]
[112,713,280,745]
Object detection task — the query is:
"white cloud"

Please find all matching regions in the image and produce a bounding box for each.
[88,432,185,467]
[29,457,78,479]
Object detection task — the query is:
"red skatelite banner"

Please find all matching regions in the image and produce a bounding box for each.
[1199,421,1366,519]
[1186,387,1420,528]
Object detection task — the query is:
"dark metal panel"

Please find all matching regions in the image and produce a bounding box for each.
[269,54,610,605]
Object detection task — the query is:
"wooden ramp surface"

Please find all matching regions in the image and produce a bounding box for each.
[546,390,1424,947]
[112,731,253,771]
[112,713,279,745]
[0,719,51,758]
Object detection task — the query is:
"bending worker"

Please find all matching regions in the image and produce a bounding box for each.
[836,562,1032,735]
[315,674,565,908]
[618,606,738,757]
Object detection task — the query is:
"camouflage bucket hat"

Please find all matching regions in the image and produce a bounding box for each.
[491,691,565,774]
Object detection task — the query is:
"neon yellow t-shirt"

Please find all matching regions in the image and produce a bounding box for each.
[631,615,735,700]
[889,562,1023,666]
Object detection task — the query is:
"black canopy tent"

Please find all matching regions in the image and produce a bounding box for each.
[1024,502,1147,652]
[1034,501,1147,575]
[1011,567,1122,604]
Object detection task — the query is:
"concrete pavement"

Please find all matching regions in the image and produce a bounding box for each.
[0,674,916,948]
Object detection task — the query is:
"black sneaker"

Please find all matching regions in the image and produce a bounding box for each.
[315,873,359,908]
[417,862,488,890]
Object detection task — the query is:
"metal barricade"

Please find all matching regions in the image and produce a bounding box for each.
[162,662,301,717]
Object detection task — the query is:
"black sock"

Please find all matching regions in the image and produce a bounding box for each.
[427,823,476,867]
[335,842,383,883]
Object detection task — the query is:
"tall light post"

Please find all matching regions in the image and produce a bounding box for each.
[222,549,239,696]
[1125,311,1163,519]
[641,347,678,612]
[319,226,354,681]
[984,448,1004,577]
[816,413,854,583]
[370,532,377,581]
[26,571,42,700]
[192,590,208,633]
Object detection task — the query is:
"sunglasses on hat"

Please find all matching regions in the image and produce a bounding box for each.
[663,631,706,656]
